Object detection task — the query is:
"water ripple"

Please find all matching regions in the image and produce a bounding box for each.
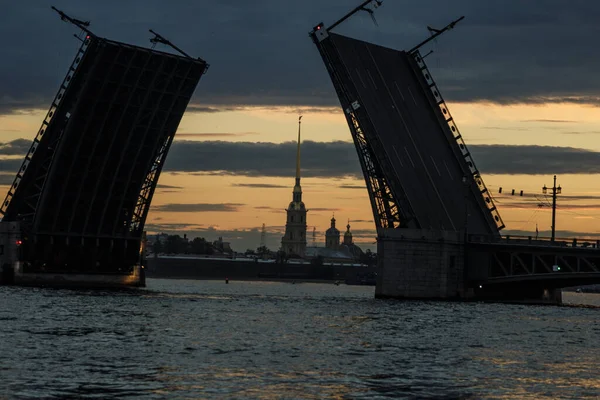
[0,280,599,398]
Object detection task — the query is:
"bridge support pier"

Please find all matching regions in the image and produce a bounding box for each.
[375,229,466,300]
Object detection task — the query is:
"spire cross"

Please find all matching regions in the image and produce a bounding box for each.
[295,115,302,184]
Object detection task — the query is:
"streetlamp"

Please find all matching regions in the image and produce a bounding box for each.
[542,175,562,242]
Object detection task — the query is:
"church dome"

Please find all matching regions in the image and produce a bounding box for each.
[326,216,340,235]
[326,226,340,235]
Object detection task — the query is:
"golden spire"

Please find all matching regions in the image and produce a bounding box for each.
[295,115,302,184]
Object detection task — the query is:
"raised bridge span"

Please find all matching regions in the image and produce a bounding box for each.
[310,1,600,304]
[0,9,207,288]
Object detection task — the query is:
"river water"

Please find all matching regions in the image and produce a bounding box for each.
[1,279,599,399]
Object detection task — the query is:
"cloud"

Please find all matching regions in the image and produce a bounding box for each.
[232,183,288,189]
[503,229,600,241]
[163,140,361,178]
[253,206,283,211]
[0,174,16,186]
[2,138,600,178]
[0,159,23,174]
[144,223,377,252]
[338,184,366,190]
[176,132,260,139]
[145,222,204,231]
[471,145,600,175]
[185,105,240,113]
[156,184,184,190]
[163,141,600,177]
[0,139,30,156]
[1,1,600,114]
[482,126,529,132]
[153,203,244,212]
[521,119,577,123]
[560,131,600,136]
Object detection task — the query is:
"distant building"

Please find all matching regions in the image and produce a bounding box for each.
[213,236,232,254]
[325,216,341,250]
[281,116,307,257]
[306,219,364,263]
[339,221,364,260]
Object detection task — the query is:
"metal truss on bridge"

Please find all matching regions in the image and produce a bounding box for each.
[310,28,415,233]
[310,2,502,236]
[468,236,600,287]
[1,11,208,273]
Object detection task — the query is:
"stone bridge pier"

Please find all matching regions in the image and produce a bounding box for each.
[375,229,467,300]
[375,229,568,305]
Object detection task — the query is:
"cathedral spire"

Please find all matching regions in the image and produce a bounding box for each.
[292,115,303,204]
[282,115,307,257]
[295,115,302,186]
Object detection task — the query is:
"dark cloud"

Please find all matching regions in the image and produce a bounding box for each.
[0,139,30,156]
[497,193,600,202]
[232,183,288,189]
[495,200,600,211]
[1,1,599,114]
[145,222,204,231]
[2,138,600,179]
[254,206,281,210]
[560,131,600,135]
[153,203,244,212]
[472,145,600,175]
[0,174,16,186]
[176,133,260,138]
[521,119,577,123]
[482,127,529,132]
[503,229,600,240]
[185,105,240,113]
[0,159,23,174]
[163,140,361,178]
[163,141,600,177]
[156,184,184,190]
[338,184,366,190]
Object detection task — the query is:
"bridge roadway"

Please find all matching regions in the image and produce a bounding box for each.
[329,32,496,235]
[468,235,600,301]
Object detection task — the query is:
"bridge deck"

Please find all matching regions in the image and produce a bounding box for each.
[1,35,206,273]
[324,32,499,235]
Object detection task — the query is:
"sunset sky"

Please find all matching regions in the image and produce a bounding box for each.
[1,1,600,252]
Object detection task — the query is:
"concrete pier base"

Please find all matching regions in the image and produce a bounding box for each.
[1,262,145,289]
[375,229,466,300]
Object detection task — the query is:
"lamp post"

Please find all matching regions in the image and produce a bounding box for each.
[542,175,561,242]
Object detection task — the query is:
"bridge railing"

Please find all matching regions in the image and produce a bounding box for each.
[468,234,600,250]
[411,50,505,232]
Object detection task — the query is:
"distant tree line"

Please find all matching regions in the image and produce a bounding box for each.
[151,234,377,264]
[152,235,214,255]
[359,249,377,266]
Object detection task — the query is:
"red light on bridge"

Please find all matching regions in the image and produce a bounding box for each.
[16,240,22,245]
